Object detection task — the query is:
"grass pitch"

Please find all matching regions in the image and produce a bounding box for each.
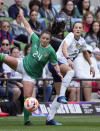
[0,115,100,131]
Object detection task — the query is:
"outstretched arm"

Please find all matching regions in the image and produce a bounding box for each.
[19,8,33,35]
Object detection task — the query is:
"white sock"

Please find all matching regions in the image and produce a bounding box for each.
[59,70,74,96]
[47,95,61,121]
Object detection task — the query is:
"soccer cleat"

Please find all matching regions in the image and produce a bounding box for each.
[24,121,34,126]
[57,96,67,104]
[46,119,62,126]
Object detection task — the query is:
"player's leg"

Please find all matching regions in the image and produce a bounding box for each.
[0,53,18,70]
[57,64,74,104]
[46,63,62,125]
[46,82,62,125]
[23,81,34,126]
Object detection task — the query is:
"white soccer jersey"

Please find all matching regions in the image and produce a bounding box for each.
[56,32,87,63]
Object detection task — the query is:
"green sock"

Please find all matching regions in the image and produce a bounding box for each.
[24,97,30,123]
[0,53,6,62]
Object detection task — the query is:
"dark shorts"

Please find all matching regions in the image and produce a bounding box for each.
[48,61,63,82]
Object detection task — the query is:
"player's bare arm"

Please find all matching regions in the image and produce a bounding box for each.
[19,8,33,35]
[83,50,95,77]
[62,42,74,68]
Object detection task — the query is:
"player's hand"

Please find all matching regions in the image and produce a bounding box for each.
[90,67,95,77]
[57,72,63,80]
[18,7,24,17]
[67,59,74,69]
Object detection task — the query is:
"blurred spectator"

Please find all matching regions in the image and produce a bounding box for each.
[93,47,100,72]
[8,0,29,19]
[0,0,9,17]
[0,20,13,46]
[49,17,66,39]
[0,62,13,101]
[24,43,31,56]
[3,47,23,101]
[93,47,100,98]
[59,0,76,32]
[85,21,100,49]
[29,10,44,32]
[42,64,53,102]
[35,79,53,102]
[67,81,80,101]
[0,39,11,54]
[11,11,28,43]
[75,0,95,18]
[83,11,94,34]
[48,17,66,52]
[12,12,24,27]
[62,0,80,6]
[29,0,41,12]
[95,7,100,24]
[38,0,58,21]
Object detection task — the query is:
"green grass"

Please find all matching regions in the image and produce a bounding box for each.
[0,115,100,131]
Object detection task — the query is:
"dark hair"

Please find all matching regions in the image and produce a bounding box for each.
[41,0,52,9]
[40,30,52,40]
[95,7,100,18]
[10,47,20,54]
[24,43,32,56]
[29,0,41,10]
[29,9,38,16]
[61,0,75,17]
[49,17,66,39]
[73,21,83,28]
[85,21,100,40]
[77,0,90,15]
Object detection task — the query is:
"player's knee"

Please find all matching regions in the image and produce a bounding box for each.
[67,70,74,77]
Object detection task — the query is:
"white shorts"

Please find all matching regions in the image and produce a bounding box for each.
[16,58,36,83]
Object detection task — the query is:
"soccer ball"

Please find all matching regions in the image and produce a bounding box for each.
[24,97,39,112]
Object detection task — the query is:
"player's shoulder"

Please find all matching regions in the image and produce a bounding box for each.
[63,32,74,43]
[30,32,39,40]
[66,32,74,38]
[79,36,86,43]
[49,45,56,53]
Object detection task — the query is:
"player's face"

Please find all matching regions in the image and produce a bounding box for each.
[73,23,83,38]
[40,33,51,47]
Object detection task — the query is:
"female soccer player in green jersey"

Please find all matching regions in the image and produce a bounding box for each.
[0,8,63,126]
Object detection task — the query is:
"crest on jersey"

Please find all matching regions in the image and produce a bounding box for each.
[76,43,79,48]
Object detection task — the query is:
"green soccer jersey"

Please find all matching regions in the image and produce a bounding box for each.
[23,33,57,79]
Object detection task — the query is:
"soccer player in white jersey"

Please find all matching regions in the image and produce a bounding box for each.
[46,21,95,125]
